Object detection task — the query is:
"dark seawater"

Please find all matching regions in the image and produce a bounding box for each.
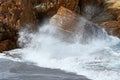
[0,59,89,80]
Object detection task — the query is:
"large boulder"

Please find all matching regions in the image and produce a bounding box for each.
[50,7,106,43]
[49,7,79,42]
[50,6,79,33]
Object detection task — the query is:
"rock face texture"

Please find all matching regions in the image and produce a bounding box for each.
[0,0,38,52]
[101,21,120,37]
[49,7,79,42]
[50,7,79,33]
[1,0,23,30]
[0,0,22,52]
[34,0,79,16]
[20,0,36,28]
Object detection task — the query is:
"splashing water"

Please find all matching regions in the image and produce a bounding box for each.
[3,19,120,80]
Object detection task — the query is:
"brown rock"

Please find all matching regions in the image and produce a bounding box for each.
[0,40,17,52]
[50,6,79,33]
[35,0,79,16]
[101,21,120,37]
[50,7,105,43]
[107,0,120,10]
[115,11,120,21]
[1,0,22,30]
[92,11,115,24]
[49,6,79,42]
[20,0,36,28]
[86,0,120,25]
[118,15,120,21]
[1,0,37,31]
[0,0,37,52]
[79,0,105,20]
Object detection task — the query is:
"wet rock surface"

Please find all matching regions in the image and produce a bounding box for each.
[34,0,79,16]
[50,7,79,33]
[99,0,120,38]
[0,39,17,52]
[79,0,105,20]
[101,21,120,37]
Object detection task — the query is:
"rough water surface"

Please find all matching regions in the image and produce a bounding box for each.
[1,21,120,80]
[0,59,89,80]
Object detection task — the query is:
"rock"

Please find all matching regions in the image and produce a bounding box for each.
[0,22,5,32]
[0,22,5,41]
[1,0,22,30]
[0,40,17,52]
[50,6,79,33]
[49,6,79,42]
[34,0,79,16]
[50,7,106,43]
[0,0,37,52]
[87,0,120,38]
[88,0,120,24]
[98,0,120,38]
[78,0,105,20]
[20,0,36,29]
[92,11,115,24]
[106,0,120,10]
[1,0,36,31]
[118,15,120,21]
[101,21,120,37]
[112,10,120,21]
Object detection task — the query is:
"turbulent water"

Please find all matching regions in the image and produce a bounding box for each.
[1,19,120,80]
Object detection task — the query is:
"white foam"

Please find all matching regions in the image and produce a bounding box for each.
[8,22,120,80]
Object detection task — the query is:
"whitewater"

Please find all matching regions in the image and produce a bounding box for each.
[1,19,120,80]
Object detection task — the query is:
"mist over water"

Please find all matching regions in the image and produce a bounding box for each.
[4,18,120,80]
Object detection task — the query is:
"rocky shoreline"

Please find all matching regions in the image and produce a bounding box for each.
[0,0,120,52]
